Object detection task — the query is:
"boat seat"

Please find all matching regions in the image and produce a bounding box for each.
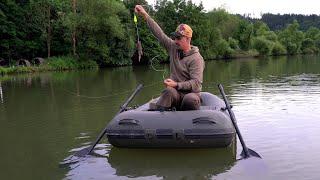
[200,92,225,110]
[139,92,225,111]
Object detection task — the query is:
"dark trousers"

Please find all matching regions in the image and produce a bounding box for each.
[156,87,201,111]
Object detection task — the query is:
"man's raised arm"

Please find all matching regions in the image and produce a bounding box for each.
[135,5,174,52]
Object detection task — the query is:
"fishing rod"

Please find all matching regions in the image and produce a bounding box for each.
[134,14,140,42]
[134,13,143,62]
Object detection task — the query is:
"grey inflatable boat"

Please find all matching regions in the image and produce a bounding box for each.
[105,92,235,148]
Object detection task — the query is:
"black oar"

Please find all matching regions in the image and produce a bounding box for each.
[218,84,261,159]
[75,84,144,157]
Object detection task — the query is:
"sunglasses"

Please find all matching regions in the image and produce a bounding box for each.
[172,36,183,40]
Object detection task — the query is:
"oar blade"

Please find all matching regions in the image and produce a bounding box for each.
[74,146,91,157]
[71,84,144,158]
[241,148,262,159]
[60,147,91,167]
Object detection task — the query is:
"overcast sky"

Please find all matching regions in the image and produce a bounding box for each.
[147,0,319,18]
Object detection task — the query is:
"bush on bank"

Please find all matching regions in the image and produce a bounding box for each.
[0,56,98,75]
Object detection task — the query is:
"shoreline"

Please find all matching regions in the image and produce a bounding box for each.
[1,53,319,76]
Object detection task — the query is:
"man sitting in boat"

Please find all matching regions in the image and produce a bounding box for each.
[135,5,205,111]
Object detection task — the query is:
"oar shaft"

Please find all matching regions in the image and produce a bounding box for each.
[118,84,143,114]
[218,84,250,158]
[87,84,143,155]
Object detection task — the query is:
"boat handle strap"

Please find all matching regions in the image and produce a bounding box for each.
[118,119,139,125]
[192,117,216,124]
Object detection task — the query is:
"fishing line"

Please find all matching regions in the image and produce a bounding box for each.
[134,14,140,42]
[59,80,163,100]
[58,5,166,100]
[134,7,168,81]
[60,88,135,99]
[149,55,168,80]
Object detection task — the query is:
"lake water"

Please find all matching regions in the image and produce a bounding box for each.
[1,55,320,179]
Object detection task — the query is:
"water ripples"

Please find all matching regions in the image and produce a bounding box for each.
[222,73,320,179]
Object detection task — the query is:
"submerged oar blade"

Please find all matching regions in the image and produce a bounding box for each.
[218,84,262,160]
[240,148,262,159]
[74,147,91,157]
[60,148,90,167]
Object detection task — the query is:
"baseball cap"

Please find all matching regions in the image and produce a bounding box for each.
[170,24,193,39]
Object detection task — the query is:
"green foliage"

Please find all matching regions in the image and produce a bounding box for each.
[315,38,320,50]
[0,67,11,75]
[0,1,44,60]
[278,20,304,54]
[198,25,222,59]
[261,13,320,31]
[305,27,320,40]
[264,31,278,41]
[201,8,241,59]
[254,21,270,36]
[301,38,315,53]
[287,42,298,54]
[47,56,98,70]
[154,0,212,59]
[216,39,234,58]
[228,37,240,50]
[124,0,167,64]
[77,59,99,69]
[47,56,77,70]
[1,0,320,71]
[206,9,240,39]
[154,0,227,60]
[253,37,273,55]
[0,56,97,75]
[303,27,320,53]
[63,0,134,66]
[272,41,287,55]
[233,20,254,50]
[0,66,39,75]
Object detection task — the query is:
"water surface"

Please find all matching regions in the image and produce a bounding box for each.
[1,55,320,179]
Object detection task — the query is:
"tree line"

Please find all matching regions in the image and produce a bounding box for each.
[1,0,320,68]
[260,13,320,31]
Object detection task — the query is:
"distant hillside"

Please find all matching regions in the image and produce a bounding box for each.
[254,13,320,31]
[240,13,320,31]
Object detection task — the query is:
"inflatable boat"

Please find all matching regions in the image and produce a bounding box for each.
[105,92,236,148]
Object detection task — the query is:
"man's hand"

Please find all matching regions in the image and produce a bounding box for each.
[135,5,149,19]
[164,79,178,88]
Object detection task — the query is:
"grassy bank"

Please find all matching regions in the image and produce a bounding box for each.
[0,56,98,75]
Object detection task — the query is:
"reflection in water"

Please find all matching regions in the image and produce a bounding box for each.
[2,55,320,180]
[63,143,112,180]
[214,156,270,180]
[62,139,236,180]
[62,140,236,180]
[108,141,236,180]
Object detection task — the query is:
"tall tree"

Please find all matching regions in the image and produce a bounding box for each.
[233,20,254,50]
[29,0,53,57]
[64,0,134,66]
[72,0,76,56]
[278,20,304,54]
[154,0,210,58]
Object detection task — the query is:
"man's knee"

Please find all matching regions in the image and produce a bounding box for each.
[181,93,200,110]
[156,87,180,108]
[162,87,178,97]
